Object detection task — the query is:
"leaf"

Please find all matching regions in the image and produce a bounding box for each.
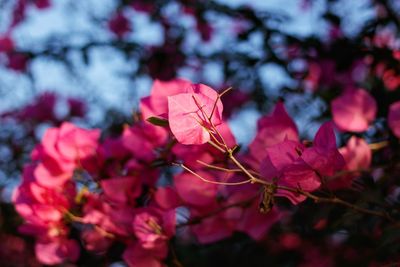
[146,116,169,127]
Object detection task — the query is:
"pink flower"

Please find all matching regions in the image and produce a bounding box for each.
[13,165,75,226]
[131,2,154,13]
[34,0,51,9]
[388,101,400,138]
[6,53,29,72]
[174,171,218,207]
[154,187,182,210]
[248,102,298,167]
[67,97,86,117]
[0,36,14,53]
[196,19,213,42]
[100,176,142,204]
[121,122,168,161]
[123,243,166,267]
[301,122,346,177]
[341,136,371,171]
[17,92,57,121]
[331,88,377,132]
[82,194,135,237]
[132,208,175,249]
[32,122,100,187]
[168,83,223,144]
[261,139,320,204]
[140,79,193,121]
[190,214,233,244]
[81,229,112,253]
[233,201,281,240]
[260,123,344,204]
[279,233,302,250]
[108,12,131,38]
[328,136,371,190]
[11,0,26,27]
[35,238,79,265]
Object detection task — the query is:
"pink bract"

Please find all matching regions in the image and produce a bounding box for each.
[301,122,346,177]
[132,208,175,249]
[108,12,131,38]
[331,88,377,132]
[261,140,321,204]
[35,238,80,265]
[388,101,400,138]
[326,136,372,189]
[174,171,219,207]
[123,243,166,267]
[168,84,223,145]
[340,136,371,172]
[248,102,298,166]
[100,176,142,204]
[140,78,193,121]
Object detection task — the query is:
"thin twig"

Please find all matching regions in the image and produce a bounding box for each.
[174,162,252,186]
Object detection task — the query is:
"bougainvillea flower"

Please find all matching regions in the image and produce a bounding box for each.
[100,176,142,204]
[34,0,51,9]
[33,122,100,186]
[327,136,371,189]
[121,122,168,161]
[331,88,377,132]
[261,140,320,204]
[7,53,29,72]
[154,187,182,210]
[249,102,298,165]
[82,194,135,237]
[123,242,166,267]
[35,238,79,265]
[168,84,223,145]
[190,214,234,244]
[340,136,371,172]
[140,79,192,121]
[13,165,74,225]
[388,101,400,138]
[302,122,346,177]
[108,12,131,38]
[233,202,281,240]
[0,36,14,53]
[132,208,175,249]
[174,171,219,207]
[81,229,112,253]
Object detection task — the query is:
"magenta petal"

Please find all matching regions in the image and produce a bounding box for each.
[191,215,233,244]
[339,136,371,171]
[331,88,377,132]
[313,122,337,150]
[249,102,298,162]
[388,101,400,138]
[123,243,165,267]
[168,90,223,145]
[281,163,321,192]
[235,203,281,240]
[260,140,304,180]
[174,171,218,207]
[35,239,79,265]
[34,163,72,188]
[154,187,182,210]
[101,177,142,204]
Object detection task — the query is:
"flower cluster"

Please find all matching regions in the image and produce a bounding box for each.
[13,78,391,266]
